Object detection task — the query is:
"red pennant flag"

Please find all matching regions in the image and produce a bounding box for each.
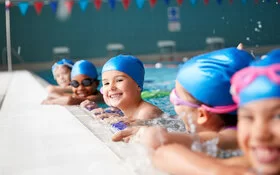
[229,0,233,4]
[93,0,102,10]
[65,0,74,13]
[177,0,183,5]
[204,0,209,5]
[5,1,13,9]
[149,0,156,7]
[34,1,44,15]
[254,0,259,3]
[122,0,130,10]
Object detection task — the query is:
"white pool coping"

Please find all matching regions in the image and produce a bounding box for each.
[0,71,165,175]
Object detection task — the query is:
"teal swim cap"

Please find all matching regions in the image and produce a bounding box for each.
[177,48,253,109]
[52,58,74,77]
[71,60,98,80]
[102,55,145,90]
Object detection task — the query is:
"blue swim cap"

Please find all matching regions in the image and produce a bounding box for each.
[231,49,280,106]
[102,55,145,90]
[52,58,74,76]
[71,60,98,80]
[177,47,253,108]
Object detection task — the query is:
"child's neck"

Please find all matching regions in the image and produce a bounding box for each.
[120,99,142,119]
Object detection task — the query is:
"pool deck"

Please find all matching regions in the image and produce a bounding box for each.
[0,71,165,175]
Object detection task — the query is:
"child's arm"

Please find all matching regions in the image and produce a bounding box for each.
[152,144,252,175]
[86,92,104,103]
[139,127,238,150]
[46,85,72,95]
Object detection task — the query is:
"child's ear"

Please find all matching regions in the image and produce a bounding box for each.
[137,86,141,91]
[196,108,210,125]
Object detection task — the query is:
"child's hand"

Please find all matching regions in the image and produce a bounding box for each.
[111,127,140,142]
[139,126,168,150]
[80,100,98,111]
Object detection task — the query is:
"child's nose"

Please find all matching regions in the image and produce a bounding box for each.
[251,120,272,142]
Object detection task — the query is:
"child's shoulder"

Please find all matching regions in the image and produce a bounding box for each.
[137,101,163,120]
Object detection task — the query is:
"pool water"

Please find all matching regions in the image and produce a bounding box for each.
[35,66,178,115]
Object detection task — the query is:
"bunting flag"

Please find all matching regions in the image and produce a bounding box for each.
[242,0,246,4]
[149,0,156,8]
[93,0,102,10]
[50,1,58,13]
[5,1,12,9]
[136,0,145,8]
[229,0,233,4]
[266,0,271,2]
[65,0,74,13]
[122,0,130,10]
[108,0,116,9]
[216,0,222,5]
[164,0,170,5]
[203,0,209,5]
[254,0,259,3]
[79,0,88,11]
[34,1,44,15]
[176,0,183,6]
[18,2,29,16]
[190,0,197,5]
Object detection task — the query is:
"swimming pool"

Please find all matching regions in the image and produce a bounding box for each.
[35,66,178,115]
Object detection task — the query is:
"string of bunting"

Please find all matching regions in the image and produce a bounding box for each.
[4,0,279,16]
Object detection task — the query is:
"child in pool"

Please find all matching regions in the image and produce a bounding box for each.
[139,47,254,150]
[47,58,74,96]
[42,60,103,105]
[92,55,163,139]
[151,49,280,175]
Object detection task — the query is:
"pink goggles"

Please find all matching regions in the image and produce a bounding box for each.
[231,64,280,103]
[169,88,237,114]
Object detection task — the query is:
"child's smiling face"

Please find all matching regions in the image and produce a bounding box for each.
[238,98,280,175]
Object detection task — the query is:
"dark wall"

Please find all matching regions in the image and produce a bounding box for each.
[0,0,279,63]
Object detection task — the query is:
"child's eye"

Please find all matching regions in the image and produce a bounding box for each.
[116,79,123,82]
[103,82,109,86]
[273,114,280,120]
[239,115,254,121]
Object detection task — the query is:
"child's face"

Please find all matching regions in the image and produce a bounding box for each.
[71,74,98,98]
[238,98,280,175]
[102,70,140,109]
[173,81,201,131]
[54,66,71,87]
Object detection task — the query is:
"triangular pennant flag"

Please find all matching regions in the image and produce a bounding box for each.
[93,0,102,10]
[34,1,44,15]
[65,0,74,13]
[164,0,170,5]
[254,0,259,3]
[242,0,246,4]
[216,0,222,5]
[122,0,130,10]
[50,1,58,13]
[266,0,270,2]
[18,2,29,16]
[229,0,233,4]
[204,0,209,5]
[190,0,197,5]
[136,0,145,8]
[177,0,183,5]
[149,0,157,7]
[79,0,88,11]
[5,1,13,9]
[108,0,116,9]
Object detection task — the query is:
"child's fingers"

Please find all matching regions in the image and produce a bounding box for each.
[112,128,135,142]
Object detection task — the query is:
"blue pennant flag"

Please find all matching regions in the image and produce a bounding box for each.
[108,0,116,9]
[216,0,222,5]
[164,0,170,5]
[242,0,247,4]
[50,1,58,13]
[136,0,145,8]
[79,0,88,11]
[190,0,197,5]
[18,2,29,16]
